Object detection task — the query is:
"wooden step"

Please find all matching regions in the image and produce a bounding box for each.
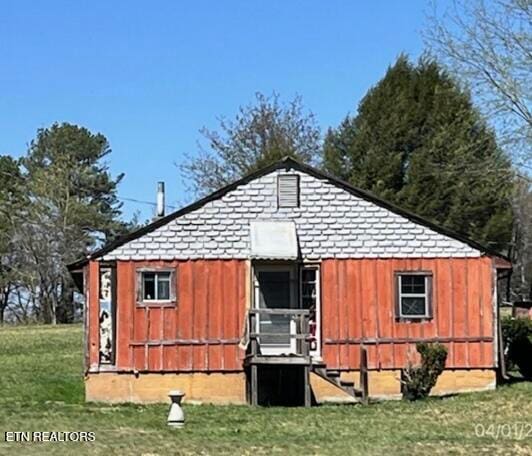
[311,366,360,401]
[326,369,341,377]
[343,386,356,396]
[245,355,312,366]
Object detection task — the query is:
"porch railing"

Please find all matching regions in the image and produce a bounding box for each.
[247,308,311,357]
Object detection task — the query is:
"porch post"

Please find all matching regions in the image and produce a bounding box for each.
[303,365,311,407]
[251,364,258,406]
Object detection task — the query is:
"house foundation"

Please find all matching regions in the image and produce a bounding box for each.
[319,369,496,402]
[85,368,496,404]
[85,372,247,404]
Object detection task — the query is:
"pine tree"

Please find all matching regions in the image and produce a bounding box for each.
[324,55,513,251]
[22,123,125,322]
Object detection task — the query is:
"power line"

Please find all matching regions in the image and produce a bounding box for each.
[117,196,179,211]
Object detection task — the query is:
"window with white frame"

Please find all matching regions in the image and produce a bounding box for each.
[137,270,176,304]
[396,273,432,319]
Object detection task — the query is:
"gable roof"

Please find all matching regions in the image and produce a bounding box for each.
[68,157,510,269]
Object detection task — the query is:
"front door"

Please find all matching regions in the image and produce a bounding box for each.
[254,265,297,355]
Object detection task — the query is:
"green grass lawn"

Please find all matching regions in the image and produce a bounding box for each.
[0,325,530,455]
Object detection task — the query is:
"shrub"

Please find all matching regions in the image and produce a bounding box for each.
[501,316,532,379]
[401,342,448,400]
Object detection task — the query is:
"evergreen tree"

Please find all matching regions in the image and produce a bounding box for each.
[22,123,125,322]
[324,55,513,251]
[24,123,125,243]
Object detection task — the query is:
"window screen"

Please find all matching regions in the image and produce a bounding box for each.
[256,269,294,346]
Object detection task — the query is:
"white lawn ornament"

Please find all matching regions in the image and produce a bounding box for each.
[167,390,185,428]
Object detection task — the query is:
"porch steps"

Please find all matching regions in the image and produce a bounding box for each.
[311,364,363,400]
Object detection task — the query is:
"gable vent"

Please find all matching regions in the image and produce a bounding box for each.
[277,174,300,208]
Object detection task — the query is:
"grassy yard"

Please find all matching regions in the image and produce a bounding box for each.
[0,325,530,455]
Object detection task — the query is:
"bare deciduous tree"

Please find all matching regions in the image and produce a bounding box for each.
[425,0,531,168]
[426,0,532,302]
[181,92,322,196]
[511,178,532,302]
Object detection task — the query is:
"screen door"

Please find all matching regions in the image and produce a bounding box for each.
[254,265,297,355]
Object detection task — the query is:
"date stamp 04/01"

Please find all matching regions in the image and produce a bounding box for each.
[474,423,531,440]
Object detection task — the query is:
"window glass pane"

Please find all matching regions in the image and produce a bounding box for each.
[258,271,291,309]
[411,276,425,293]
[157,275,170,300]
[301,283,316,310]
[142,272,172,301]
[401,275,426,294]
[401,297,427,316]
[143,273,155,300]
[157,271,171,280]
[400,275,411,293]
[302,283,315,299]
[302,269,316,283]
[301,267,317,314]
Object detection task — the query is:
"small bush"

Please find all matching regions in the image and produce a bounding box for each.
[501,316,532,379]
[401,342,448,400]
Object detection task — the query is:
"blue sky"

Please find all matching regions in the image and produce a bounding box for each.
[1,0,442,221]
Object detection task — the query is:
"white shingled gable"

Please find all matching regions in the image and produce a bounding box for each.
[101,167,481,261]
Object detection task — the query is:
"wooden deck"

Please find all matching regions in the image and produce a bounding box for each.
[245,309,367,406]
[246,308,312,406]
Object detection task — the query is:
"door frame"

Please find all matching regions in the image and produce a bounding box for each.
[251,261,322,358]
[300,263,321,359]
[253,263,298,355]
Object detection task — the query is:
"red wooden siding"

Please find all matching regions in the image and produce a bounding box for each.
[87,256,496,373]
[113,259,247,372]
[321,257,495,370]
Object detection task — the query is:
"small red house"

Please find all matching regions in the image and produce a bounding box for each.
[70,157,511,405]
